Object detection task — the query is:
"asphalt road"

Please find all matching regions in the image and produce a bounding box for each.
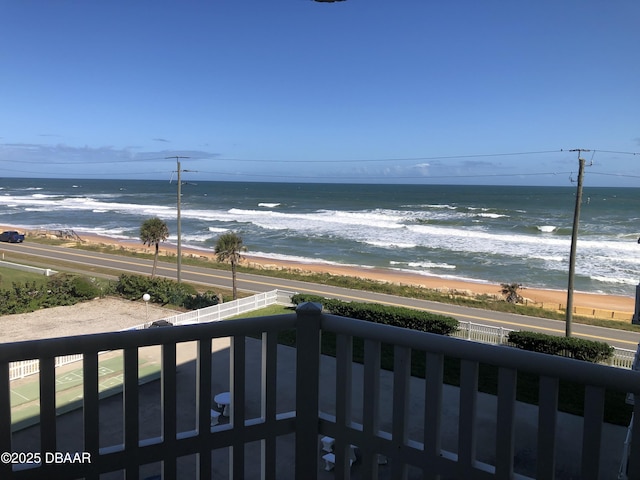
[3,241,640,351]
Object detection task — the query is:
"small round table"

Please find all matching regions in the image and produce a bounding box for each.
[214,391,231,416]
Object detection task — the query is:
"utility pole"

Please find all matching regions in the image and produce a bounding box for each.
[565,149,590,337]
[167,156,190,283]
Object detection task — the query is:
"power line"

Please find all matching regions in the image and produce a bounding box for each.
[0,149,563,165]
[0,166,172,176]
[207,150,564,163]
[593,150,639,156]
[590,171,640,179]
[0,156,174,165]
[2,147,638,180]
[2,147,639,167]
[194,170,576,180]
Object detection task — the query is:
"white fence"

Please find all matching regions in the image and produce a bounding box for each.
[454,319,637,369]
[0,260,57,276]
[135,289,295,329]
[9,353,85,380]
[9,289,295,381]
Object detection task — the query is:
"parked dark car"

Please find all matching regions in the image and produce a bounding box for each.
[0,231,25,243]
[147,319,173,328]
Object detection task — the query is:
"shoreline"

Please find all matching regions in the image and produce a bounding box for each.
[2,224,635,316]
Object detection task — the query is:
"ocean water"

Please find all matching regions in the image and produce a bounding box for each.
[1,178,639,297]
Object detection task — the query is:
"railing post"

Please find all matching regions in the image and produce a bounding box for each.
[0,362,12,479]
[295,302,322,478]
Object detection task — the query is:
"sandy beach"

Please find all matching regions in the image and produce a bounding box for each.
[2,225,636,318]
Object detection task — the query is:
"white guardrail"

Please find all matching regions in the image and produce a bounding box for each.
[8,290,637,380]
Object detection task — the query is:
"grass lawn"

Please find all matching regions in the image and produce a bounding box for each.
[228,304,293,319]
[0,266,49,290]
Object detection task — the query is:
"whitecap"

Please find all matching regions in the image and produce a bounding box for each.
[589,275,638,286]
[246,251,371,269]
[364,240,417,249]
[424,204,457,210]
[390,261,456,270]
[408,261,456,270]
[181,233,215,243]
[258,202,280,208]
[531,254,564,262]
[31,193,61,199]
[537,225,557,233]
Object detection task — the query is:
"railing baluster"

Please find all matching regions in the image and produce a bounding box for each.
[39,356,56,455]
[261,331,278,480]
[162,342,177,478]
[391,345,411,480]
[581,385,605,479]
[197,337,212,480]
[424,352,443,480]
[458,359,478,476]
[83,352,99,480]
[537,375,558,479]
[123,347,139,480]
[495,366,517,479]
[334,333,353,480]
[361,338,381,479]
[230,334,246,479]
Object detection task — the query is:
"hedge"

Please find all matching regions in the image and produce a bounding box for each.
[507,330,614,363]
[291,293,459,336]
[0,274,102,315]
[115,274,219,309]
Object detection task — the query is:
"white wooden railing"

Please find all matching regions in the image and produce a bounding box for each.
[1,302,638,479]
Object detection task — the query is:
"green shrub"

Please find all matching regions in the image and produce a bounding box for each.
[115,274,216,309]
[291,293,458,336]
[70,276,101,299]
[183,291,220,310]
[507,331,614,363]
[291,293,327,306]
[0,274,105,315]
[114,274,154,300]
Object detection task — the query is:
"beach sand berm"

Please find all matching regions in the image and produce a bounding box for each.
[2,224,635,318]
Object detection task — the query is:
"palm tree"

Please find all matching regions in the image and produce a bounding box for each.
[500,282,523,304]
[214,232,246,300]
[140,217,169,278]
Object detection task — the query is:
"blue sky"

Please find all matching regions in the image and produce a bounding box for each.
[1,0,638,185]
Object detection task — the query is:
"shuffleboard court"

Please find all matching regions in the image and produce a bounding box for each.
[10,352,161,430]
